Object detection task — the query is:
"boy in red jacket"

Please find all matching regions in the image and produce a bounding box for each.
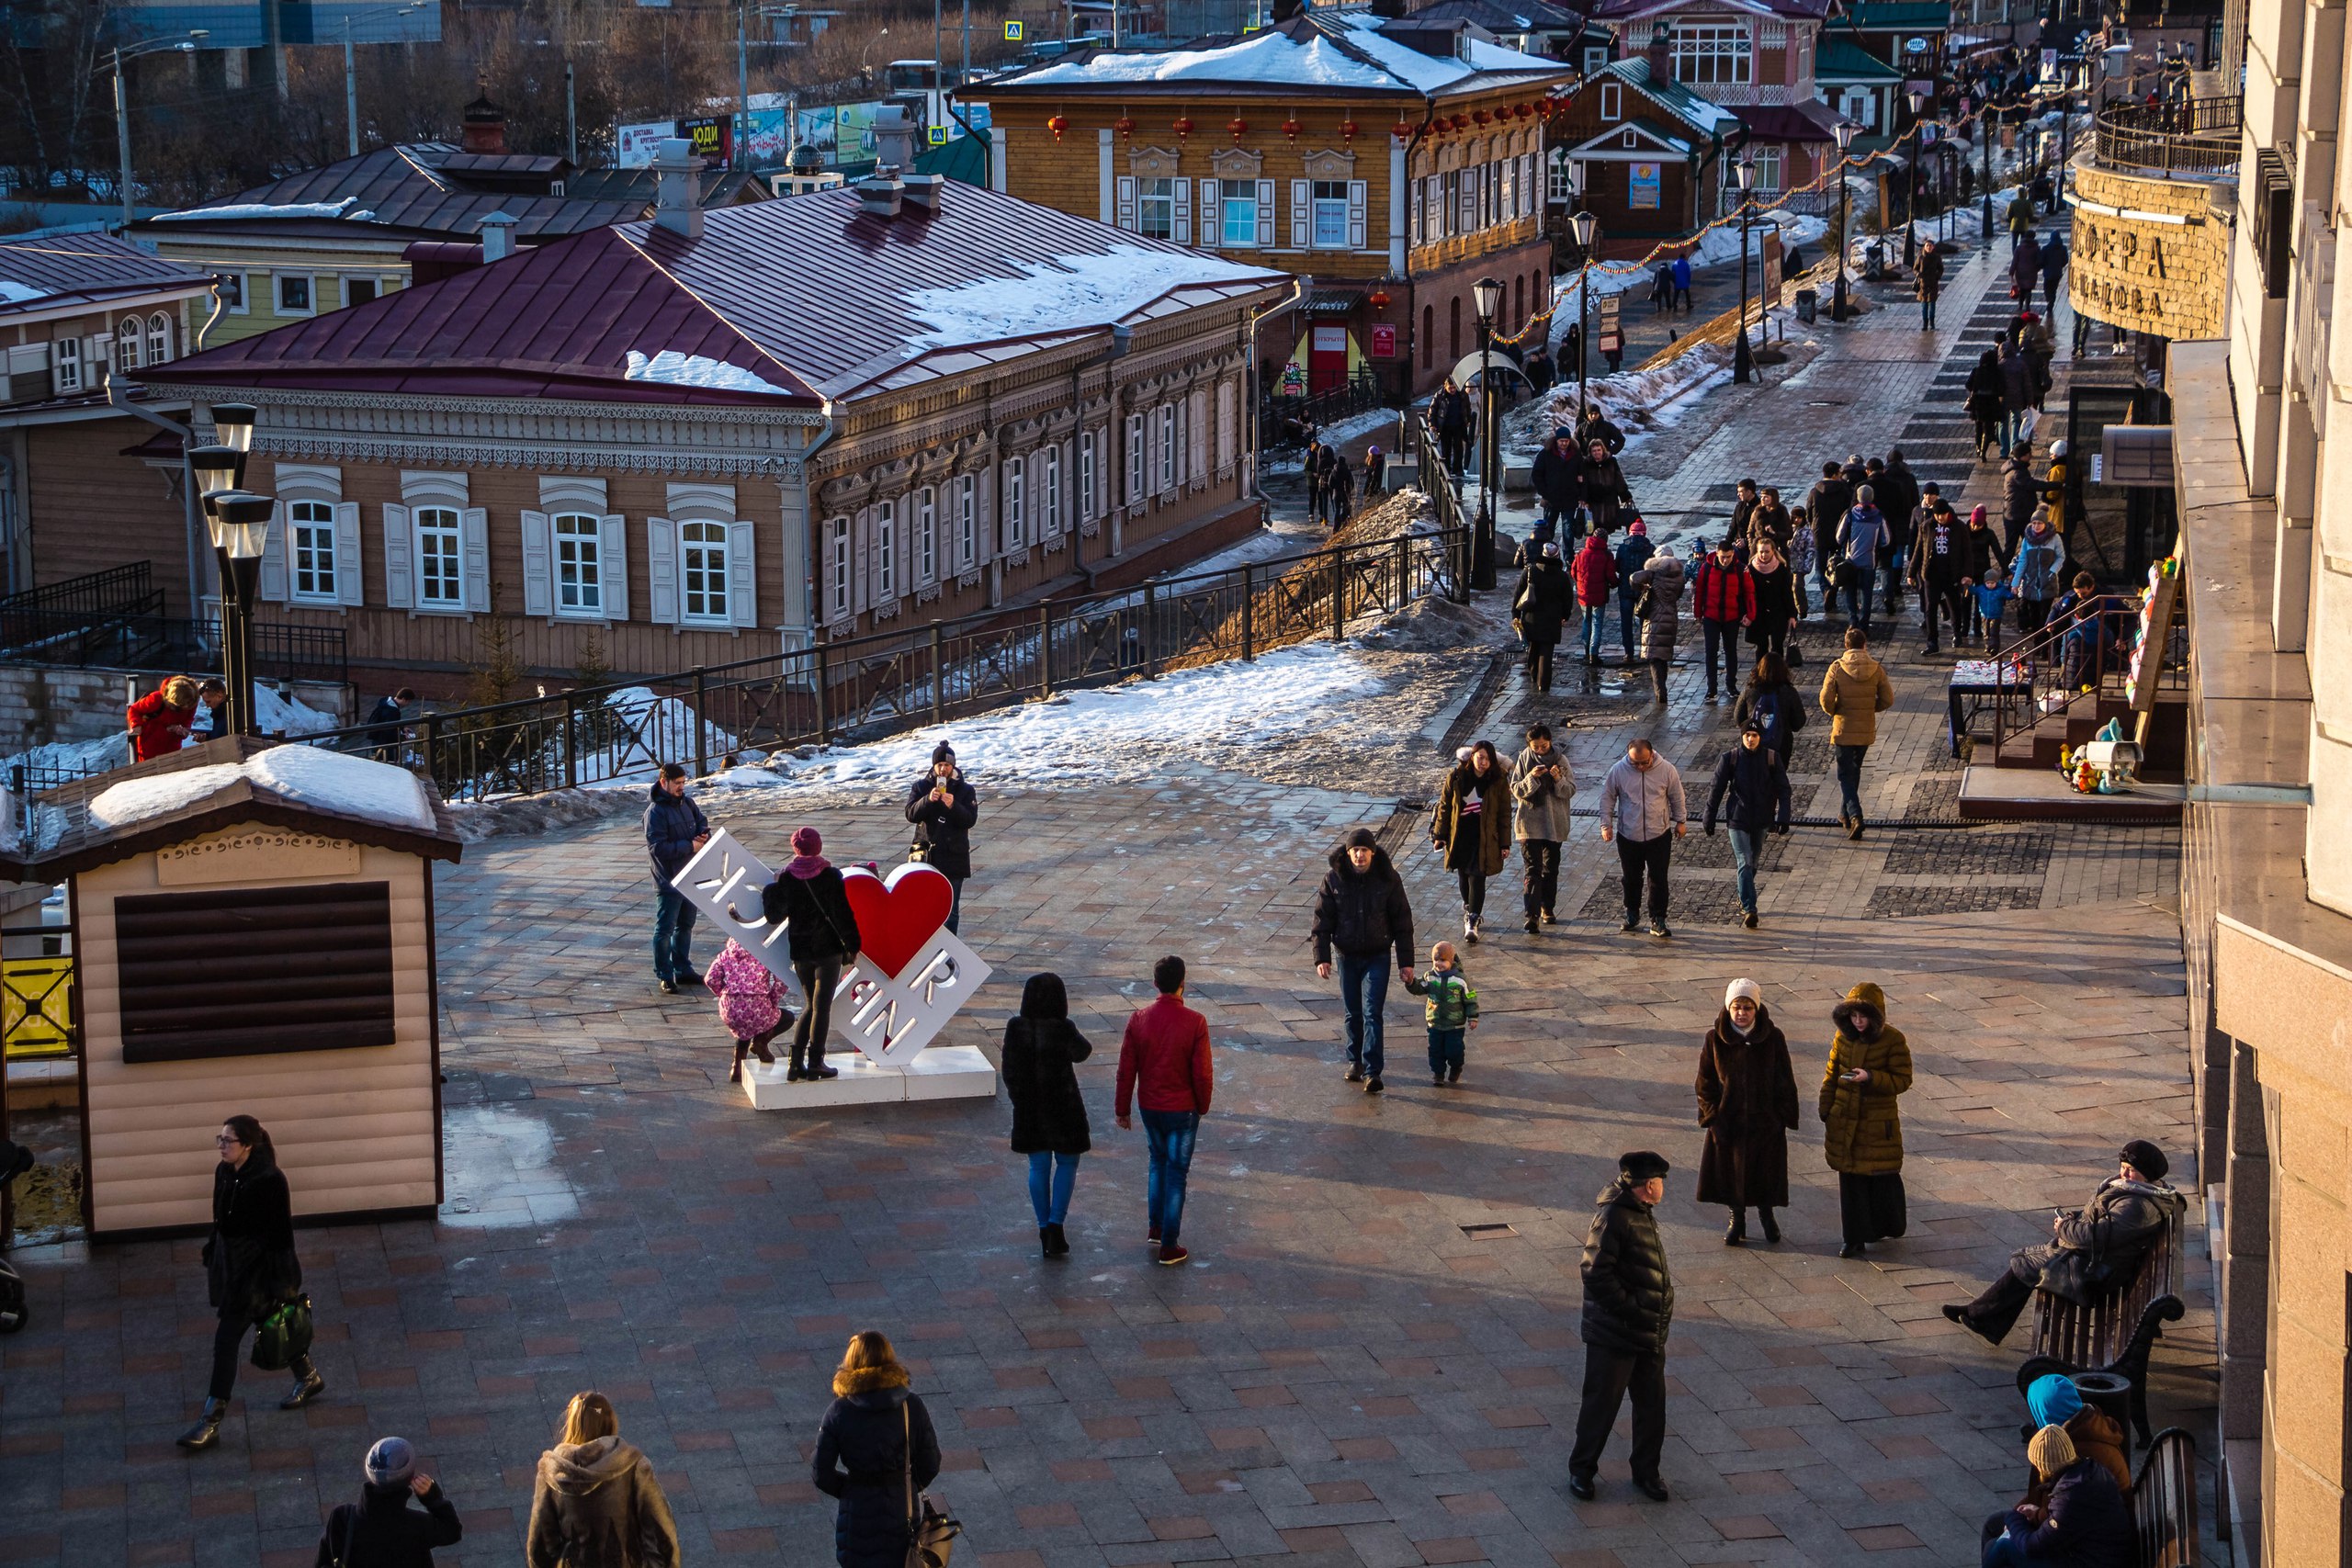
[1572,534,1617,667]
[1115,954,1213,1266]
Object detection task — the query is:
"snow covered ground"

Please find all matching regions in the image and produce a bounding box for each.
[1550,210,1828,333]
[0,682,339,791]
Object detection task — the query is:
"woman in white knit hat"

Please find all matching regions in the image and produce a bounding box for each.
[1694,977,1798,1247]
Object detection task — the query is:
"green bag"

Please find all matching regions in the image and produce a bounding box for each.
[251,1293,314,1371]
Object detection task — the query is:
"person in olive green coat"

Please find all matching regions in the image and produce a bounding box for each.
[1819,981,1913,1258]
[1430,740,1513,945]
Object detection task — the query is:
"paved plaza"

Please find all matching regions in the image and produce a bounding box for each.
[0,265,2215,1568]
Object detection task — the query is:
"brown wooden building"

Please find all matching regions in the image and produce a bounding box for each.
[979,5,1575,399]
[1547,56,1739,243]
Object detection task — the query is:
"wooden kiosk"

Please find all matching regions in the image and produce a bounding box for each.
[0,738,460,1239]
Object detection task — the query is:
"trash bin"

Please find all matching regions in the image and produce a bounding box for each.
[1795,288,1818,324]
[1863,241,1885,280]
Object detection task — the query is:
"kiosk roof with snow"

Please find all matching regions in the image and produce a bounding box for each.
[6,739,461,1238]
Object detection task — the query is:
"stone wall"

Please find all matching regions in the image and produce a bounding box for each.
[2067,161,2233,340]
[0,665,351,756]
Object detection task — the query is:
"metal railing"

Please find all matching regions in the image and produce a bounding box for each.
[293,526,1472,806]
[2091,95,2243,177]
[0,561,158,652]
[1261,369,1390,453]
[0,611,347,686]
[1979,594,2185,760]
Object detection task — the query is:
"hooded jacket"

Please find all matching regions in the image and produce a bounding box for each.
[1999,1457,2134,1567]
[1966,354,2006,422]
[1512,557,1573,644]
[1627,554,1685,658]
[640,784,709,886]
[812,1374,942,1568]
[1531,437,1584,511]
[316,1481,463,1568]
[1598,755,1686,842]
[1818,649,1895,747]
[760,864,863,966]
[2012,520,2065,602]
[1875,463,1920,547]
[205,1145,300,1321]
[1431,760,1513,876]
[1613,531,1653,598]
[1311,841,1415,967]
[1819,983,1914,1175]
[1705,742,1792,833]
[1733,676,1804,761]
[704,939,789,1038]
[1579,1177,1674,1355]
[1572,536,1617,606]
[1430,387,1474,435]
[1695,1004,1799,1209]
[2037,1174,2185,1303]
[1003,1016,1092,1156]
[1510,745,1576,842]
[526,1438,680,1568]
[127,688,197,762]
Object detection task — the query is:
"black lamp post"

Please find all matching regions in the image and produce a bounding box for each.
[1471,275,1502,592]
[2053,60,2076,208]
[1731,152,1755,385]
[1903,90,1927,269]
[188,441,244,734]
[1980,87,1996,249]
[1831,119,1856,322]
[204,491,275,739]
[1570,209,1598,412]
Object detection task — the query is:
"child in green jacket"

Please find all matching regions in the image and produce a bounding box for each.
[1406,941,1478,1086]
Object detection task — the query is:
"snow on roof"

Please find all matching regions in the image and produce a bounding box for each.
[1322,11,1569,92]
[0,280,44,304]
[87,745,435,833]
[901,243,1283,350]
[624,349,801,398]
[1006,28,1400,89]
[155,197,376,222]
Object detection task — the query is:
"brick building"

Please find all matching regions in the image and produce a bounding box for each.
[978,2,1574,399]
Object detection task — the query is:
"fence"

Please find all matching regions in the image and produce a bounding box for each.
[0,560,349,685]
[296,526,1472,806]
[2092,96,2243,177]
[1261,368,1390,453]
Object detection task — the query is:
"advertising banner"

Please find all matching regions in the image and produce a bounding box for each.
[616,120,673,168]
[1629,163,1661,209]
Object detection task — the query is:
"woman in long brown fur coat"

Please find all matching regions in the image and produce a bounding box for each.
[1696,977,1799,1246]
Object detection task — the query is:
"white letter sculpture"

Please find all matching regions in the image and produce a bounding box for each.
[673,828,995,1109]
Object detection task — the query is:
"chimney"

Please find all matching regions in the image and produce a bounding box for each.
[855,164,905,217]
[872,104,919,174]
[478,211,517,261]
[1270,0,1306,19]
[1370,0,1408,17]
[462,83,508,155]
[901,172,946,212]
[1645,20,1671,77]
[650,138,704,240]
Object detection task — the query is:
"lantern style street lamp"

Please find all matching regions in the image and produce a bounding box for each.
[1732,153,1756,385]
[1470,275,1503,592]
[1570,209,1599,410]
[202,489,275,738]
[1832,120,1856,321]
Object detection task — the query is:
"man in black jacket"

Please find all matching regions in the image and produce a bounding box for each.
[643,764,710,994]
[1805,462,1852,613]
[316,1437,463,1568]
[1872,453,1920,612]
[1577,440,1634,536]
[1310,828,1417,1094]
[1530,429,1584,537]
[905,742,980,932]
[1430,379,1474,477]
[1569,1150,1675,1502]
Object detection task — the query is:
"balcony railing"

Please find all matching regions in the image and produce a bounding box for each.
[2091,95,2243,177]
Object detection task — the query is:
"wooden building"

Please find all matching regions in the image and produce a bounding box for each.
[128,146,1288,692]
[0,738,460,1238]
[979,2,1575,399]
[1549,56,1740,242]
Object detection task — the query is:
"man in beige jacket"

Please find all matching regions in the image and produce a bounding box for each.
[1818,628,1895,840]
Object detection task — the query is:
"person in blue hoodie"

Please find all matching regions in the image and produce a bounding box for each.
[1834,486,1888,636]
[642,763,710,995]
[1613,519,1654,666]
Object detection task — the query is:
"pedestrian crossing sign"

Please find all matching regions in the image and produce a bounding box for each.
[1004,19,1023,39]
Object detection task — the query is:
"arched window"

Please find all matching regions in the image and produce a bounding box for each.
[680,518,729,622]
[1514,276,1526,326]
[147,312,171,365]
[116,319,141,371]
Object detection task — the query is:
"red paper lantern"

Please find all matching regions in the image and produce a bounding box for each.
[1172,116,1194,139]
[1228,117,1249,141]
[1046,114,1069,141]
[1451,114,1470,131]
[1474,107,1492,125]
[1339,118,1359,141]
[1368,288,1391,309]
[1282,116,1303,141]
[1515,102,1534,119]
[1114,116,1136,141]
[1393,118,1416,139]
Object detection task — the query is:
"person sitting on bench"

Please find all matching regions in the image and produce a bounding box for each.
[2020,1374,2130,1500]
[1943,1139,2184,1344]
[1981,1425,2132,1568]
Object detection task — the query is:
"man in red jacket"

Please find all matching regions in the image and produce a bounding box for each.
[1115,954,1213,1267]
[1691,539,1756,705]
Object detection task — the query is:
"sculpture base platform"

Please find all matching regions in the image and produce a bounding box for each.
[741,1045,997,1110]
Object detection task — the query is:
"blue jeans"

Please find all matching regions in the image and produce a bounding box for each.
[1026,1150,1080,1226]
[944,873,966,934]
[1836,743,1869,825]
[1728,828,1765,915]
[1580,606,1607,662]
[653,884,697,979]
[1427,1027,1464,1077]
[1616,595,1637,660]
[1337,952,1390,1078]
[1139,1110,1198,1246]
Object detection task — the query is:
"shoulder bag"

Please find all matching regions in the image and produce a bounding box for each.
[904,1404,961,1568]
[251,1292,314,1371]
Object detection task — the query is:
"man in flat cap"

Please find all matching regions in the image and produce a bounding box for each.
[1943,1140,2183,1344]
[1569,1150,1676,1502]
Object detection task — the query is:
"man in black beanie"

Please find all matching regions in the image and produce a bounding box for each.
[1569,1150,1675,1502]
[1943,1140,2183,1344]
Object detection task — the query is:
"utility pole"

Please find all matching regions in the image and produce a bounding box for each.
[737,0,750,170]
[962,0,972,81]
[343,17,359,156]
[566,62,577,164]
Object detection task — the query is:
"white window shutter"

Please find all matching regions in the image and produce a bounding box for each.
[599,514,628,620]
[460,506,489,613]
[1116,175,1136,230]
[647,515,680,624]
[1199,179,1218,246]
[1256,179,1275,246]
[1290,180,1309,248]
[332,501,363,607]
[519,508,553,617]
[257,502,289,603]
[1172,177,1191,244]
[727,520,757,627]
[381,503,413,609]
[1347,179,1368,248]
[976,468,995,559]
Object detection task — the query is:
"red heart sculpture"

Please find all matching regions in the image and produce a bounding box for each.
[839,863,955,979]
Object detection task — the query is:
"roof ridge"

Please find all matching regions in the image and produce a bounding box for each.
[394,143,454,194]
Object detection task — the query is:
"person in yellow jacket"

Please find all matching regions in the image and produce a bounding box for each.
[1817,628,1895,840]
[1820,981,1913,1258]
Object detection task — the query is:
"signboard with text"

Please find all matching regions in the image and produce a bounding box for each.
[1629,162,1661,209]
[1370,322,1397,358]
[1597,292,1622,354]
[677,115,732,166]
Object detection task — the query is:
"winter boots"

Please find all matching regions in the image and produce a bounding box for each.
[175,1397,226,1450]
[281,1357,324,1410]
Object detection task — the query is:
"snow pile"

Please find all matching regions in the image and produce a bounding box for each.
[156,197,373,222]
[0,279,48,304]
[88,745,433,832]
[902,245,1280,350]
[624,349,800,398]
[1508,342,1733,453]
[1,730,130,787]
[1552,211,1829,320]
[1356,591,1487,652]
[255,683,340,736]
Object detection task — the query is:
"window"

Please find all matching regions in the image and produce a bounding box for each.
[1671,22,1751,84]
[1126,413,1146,503]
[827,516,851,618]
[1138,177,1175,239]
[1041,446,1062,537]
[147,313,171,365]
[956,475,977,567]
[680,518,729,622]
[53,336,80,393]
[219,273,247,314]
[1600,82,1623,120]
[875,499,897,600]
[1548,149,1575,204]
[1584,44,1610,74]
[116,883,395,1064]
[1310,180,1350,248]
[553,512,603,613]
[415,507,464,605]
[917,487,937,581]
[277,274,313,314]
[1079,432,1096,522]
[345,277,378,308]
[1001,457,1025,550]
[1220,185,1258,247]
[1157,406,1177,492]
[1750,145,1784,193]
[288,500,337,602]
[116,320,141,371]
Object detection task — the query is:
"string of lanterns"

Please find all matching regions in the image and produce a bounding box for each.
[1043,100,1555,144]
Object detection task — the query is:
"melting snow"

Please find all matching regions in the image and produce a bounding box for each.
[624,349,800,398]
[1011,30,1399,89]
[156,197,374,222]
[0,280,47,304]
[88,745,434,832]
[902,245,1280,350]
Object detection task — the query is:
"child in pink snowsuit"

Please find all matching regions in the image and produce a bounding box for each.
[706,938,793,1083]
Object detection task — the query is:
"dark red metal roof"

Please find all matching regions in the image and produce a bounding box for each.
[146,182,1290,409]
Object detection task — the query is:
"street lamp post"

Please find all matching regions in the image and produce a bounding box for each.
[206,492,276,739]
[1570,209,1598,413]
[1980,85,1996,249]
[1903,90,1927,270]
[203,405,260,735]
[103,33,206,231]
[1731,153,1755,385]
[2053,61,2076,208]
[1471,276,1502,592]
[1832,119,1856,322]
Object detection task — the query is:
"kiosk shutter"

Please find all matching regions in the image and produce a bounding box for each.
[116,881,396,1063]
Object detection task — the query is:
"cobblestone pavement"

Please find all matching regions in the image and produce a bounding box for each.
[0,270,2212,1568]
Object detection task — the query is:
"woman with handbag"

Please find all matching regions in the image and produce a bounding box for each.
[813,1331,950,1568]
[178,1114,321,1450]
[760,828,863,1083]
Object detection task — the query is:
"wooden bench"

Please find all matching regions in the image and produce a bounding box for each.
[2013,1201,2187,1445]
[2130,1427,2199,1568]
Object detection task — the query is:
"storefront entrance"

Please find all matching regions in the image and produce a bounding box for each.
[1309,325,1351,395]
